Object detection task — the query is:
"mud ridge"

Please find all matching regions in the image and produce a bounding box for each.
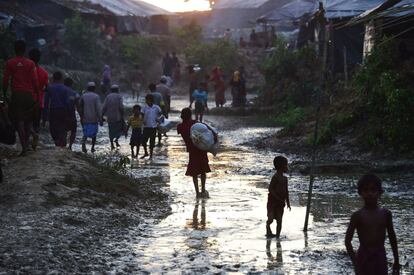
[0,146,170,273]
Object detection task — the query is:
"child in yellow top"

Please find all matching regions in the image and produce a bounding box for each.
[125,105,143,158]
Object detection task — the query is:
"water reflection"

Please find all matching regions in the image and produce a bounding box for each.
[266,239,283,271]
[90,96,414,274]
[303,231,308,248]
[186,199,207,230]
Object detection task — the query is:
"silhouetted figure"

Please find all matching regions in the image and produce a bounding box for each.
[345,174,400,275]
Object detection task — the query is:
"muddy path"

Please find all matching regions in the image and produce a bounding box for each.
[78,95,413,274]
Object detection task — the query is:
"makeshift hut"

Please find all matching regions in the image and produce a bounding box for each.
[206,0,291,39]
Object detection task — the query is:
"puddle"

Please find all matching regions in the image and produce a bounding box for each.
[75,95,414,274]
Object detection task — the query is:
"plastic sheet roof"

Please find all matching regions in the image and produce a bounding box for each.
[212,0,269,9]
[326,0,385,18]
[261,0,317,21]
[359,0,414,17]
[68,0,170,16]
[262,0,387,21]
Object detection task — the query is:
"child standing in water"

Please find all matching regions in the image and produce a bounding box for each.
[177,108,214,198]
[125,105,143,158]
[266,156,291,238]
[192,82,208,122]
[141,94,162,159]
[345,174,400,275]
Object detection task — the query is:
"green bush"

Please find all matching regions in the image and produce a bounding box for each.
[64,13,101,64]
[353,38,414,150]
[119,35,160,70]
[307,112,356,145]
[260,107,306,130]
[184,39,241,74]
[174,21,202,47]
[275,107,307,129]
[259,39,320,108]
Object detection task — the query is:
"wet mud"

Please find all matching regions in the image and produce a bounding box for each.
[1,95,412,274]
[83,96,414,274]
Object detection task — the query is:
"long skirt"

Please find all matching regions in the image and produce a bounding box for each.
[49,108,67,147]
[186,148,211,177]
[108,120,124,140]
[215,86,226,106]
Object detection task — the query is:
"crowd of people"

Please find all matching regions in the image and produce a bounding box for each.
[186,64,248,117]
[0,40,176,160]
[0,39,403,275]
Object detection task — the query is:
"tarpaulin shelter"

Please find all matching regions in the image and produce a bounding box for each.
[1,0,170,41]
[347,0,414,57]
[261,0,385,22]
[85,0,171,34]
[260,0,386,72]
[206,0,291,36]
[56,0,170,34]
[212,0,270,9]
[0,0,64,48]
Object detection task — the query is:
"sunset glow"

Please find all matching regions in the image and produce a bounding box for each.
[141,0,211,12]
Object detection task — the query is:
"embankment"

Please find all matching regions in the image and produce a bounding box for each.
[0,146,170,273]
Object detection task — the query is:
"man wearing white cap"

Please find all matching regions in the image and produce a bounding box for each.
[102,84,124,150]
[79,82,102,153]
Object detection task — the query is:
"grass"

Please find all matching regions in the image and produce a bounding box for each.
[308,112,357,145]
[256,107,307,130]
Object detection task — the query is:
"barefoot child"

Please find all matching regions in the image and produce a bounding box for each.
[177,108,214,198]
[125,105,143,158]
[141,94,162,159]
[345,174,400,275]
[266,156,291,238]
[192,82,208,122]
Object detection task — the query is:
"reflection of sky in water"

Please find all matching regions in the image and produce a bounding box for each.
[75,95,413,274]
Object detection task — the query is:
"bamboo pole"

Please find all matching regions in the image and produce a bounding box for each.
[303,23,329,232]
[344,46,348,88]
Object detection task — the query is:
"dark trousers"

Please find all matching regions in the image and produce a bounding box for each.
[142,127,157,152]
[49,108,67,147]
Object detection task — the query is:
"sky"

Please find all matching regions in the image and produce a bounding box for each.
[140,0,211,12]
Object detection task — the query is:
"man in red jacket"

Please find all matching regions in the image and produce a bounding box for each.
[2,40,39,156]
[29,48,48,150]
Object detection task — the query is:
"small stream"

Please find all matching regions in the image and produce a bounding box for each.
[77,95,414,274]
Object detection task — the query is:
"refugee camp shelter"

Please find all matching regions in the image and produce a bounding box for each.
[0,0,170,47]
[261,0,388,72]
[0,0,65,48]
[85,0,171,34]
[350,0,414,57]
[206,0,291,38]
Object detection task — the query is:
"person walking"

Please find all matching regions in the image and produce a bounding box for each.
[149,83,164,146]
[102,84,124,150]
[156,77,171,119]
[230,71,242,107]
[177,108,216,198]
[209,66,226,108]
[188,65,198,108]
[171,52,180,84]
[162,52,173,77]
[141,94,162,159]
[63,77,80,150]
[102,65,111,95]
[79,82,102,153]
[28,48,48,151]
[43,71,71,147]
[2,40,39,156]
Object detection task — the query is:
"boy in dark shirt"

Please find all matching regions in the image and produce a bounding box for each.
[345,174,400,275]
[266,156,291,238]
